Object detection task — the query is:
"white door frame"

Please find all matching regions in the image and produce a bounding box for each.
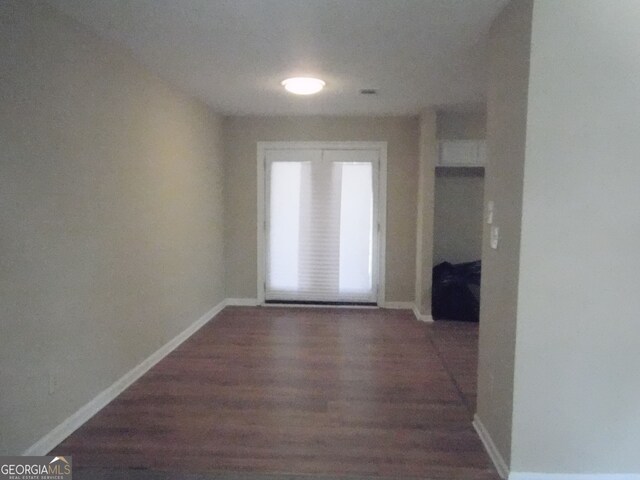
[257,141,387,305]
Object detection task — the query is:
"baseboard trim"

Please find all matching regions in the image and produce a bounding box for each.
[382,302,433,322]
[23,300,227,456]
[473,414,509,479]
[412,305,434,323]
[382,301,414,310]
[509,474,640,480]
[225,298,260,306]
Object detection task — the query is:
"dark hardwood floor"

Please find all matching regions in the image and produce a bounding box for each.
[51,307,497,480]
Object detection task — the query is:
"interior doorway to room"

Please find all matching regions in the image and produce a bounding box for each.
[257,142,387,306]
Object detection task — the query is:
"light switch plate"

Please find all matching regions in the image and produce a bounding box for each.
[490,226,499,249]
[487,201,495,224]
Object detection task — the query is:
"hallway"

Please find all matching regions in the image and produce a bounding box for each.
[51,307,497,479]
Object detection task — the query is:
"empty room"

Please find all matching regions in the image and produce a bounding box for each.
[2,1,639,480]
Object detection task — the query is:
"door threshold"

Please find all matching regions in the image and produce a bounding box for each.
[263,300,378,308]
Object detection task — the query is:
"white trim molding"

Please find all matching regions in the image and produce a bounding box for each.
[382,302,433,322]
[23,300,227,456]
[473,414,510,479]
[225,298,260,307]
[382,301,414,310]
[412,305,434,323]
[509,475,640,480]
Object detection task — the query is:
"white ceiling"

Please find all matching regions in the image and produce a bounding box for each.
[49,0,509,116]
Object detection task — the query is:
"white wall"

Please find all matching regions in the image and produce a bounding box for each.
[223,116,420,303]
[511,0,640,474]
[0,1,226,454]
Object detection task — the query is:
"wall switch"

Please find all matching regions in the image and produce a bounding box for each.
[490,226,500,250]
[48,372,57,395]
[487,201,495,224]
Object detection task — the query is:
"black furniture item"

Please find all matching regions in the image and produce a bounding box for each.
[432,260,481,322]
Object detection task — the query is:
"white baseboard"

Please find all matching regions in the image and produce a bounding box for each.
[510,474,640,480]
[473,414,509,479]
[22,300,227,456]
[412,305,434,323]
[225,298,260,306]
[382,301,414,310]
[382,302,433,322]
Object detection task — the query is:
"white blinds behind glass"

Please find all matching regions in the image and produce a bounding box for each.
[265,148,377,303]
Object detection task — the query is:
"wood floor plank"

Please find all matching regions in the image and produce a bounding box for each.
[51,307,496,479]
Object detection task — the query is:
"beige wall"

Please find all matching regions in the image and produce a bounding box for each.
[437,111,486,140]
[433,169,484,265]
[223,116,419,303]
[434,111,486,266]
[0,1,226,454]
[511,0,640,473]
[476,0,533,467]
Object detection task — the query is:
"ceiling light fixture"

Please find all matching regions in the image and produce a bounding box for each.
[281,77,325,95]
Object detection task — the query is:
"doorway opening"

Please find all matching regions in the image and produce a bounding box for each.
[431,111,486,322]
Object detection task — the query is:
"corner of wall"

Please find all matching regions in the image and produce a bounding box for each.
[475,0,534,471]
[414,109,437,316]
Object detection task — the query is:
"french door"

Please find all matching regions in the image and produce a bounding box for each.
[259,143,385,304]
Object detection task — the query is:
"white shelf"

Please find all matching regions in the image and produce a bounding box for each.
[438,140,486,167]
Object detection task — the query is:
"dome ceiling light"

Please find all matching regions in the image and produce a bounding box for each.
[281,77,325,95]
